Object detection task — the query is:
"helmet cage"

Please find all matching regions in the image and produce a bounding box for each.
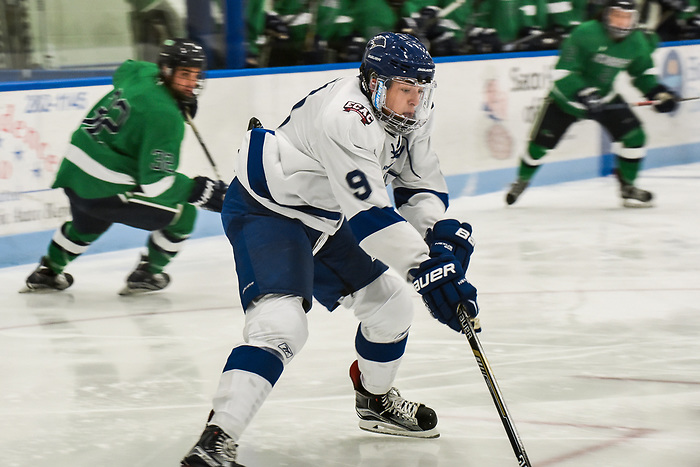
[604,2,638,39]
[360,32,436,134]
[158,39,206,103]
[369,75,436,135]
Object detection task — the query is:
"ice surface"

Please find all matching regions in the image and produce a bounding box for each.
[2,164,699,466]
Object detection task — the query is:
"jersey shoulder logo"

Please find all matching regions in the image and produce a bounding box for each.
[343,101,374,125]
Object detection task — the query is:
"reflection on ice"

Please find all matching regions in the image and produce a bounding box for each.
[1,164,699,466]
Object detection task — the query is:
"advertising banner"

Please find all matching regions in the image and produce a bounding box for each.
[2,43,699,251]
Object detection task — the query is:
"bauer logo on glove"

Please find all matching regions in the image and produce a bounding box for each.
[410,255,479,332]
[412,262,457,290]
[425,219,475,270]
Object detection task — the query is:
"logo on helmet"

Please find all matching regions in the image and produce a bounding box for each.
[367,36,387,50]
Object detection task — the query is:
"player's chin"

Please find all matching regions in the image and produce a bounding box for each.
[174,86,194,97]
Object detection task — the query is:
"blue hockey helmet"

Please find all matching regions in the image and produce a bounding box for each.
[604,0,638,39]
[360,32,436,134]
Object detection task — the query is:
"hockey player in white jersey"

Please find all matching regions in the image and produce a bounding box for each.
[182,32,479,467]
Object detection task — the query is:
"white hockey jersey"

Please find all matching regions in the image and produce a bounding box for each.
[236,75,449,279]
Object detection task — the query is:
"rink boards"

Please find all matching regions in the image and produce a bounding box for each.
[1,42,700,266]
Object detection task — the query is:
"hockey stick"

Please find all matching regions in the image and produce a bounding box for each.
[416,0,465,38]
[630,96,699,107]
[457,305,532,467]
[501,29,556,52]
[439,0,467,18]
[304,0,321,53]
[184,110,222,181]
[605,96,699,111]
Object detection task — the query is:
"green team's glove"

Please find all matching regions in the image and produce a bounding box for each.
[645,84,679,113]
[576,87,604,119]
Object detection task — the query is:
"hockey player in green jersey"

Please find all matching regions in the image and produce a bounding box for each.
[505,0,679,207]
[22,38,227,295]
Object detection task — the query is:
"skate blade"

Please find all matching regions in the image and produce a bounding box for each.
[118,286,159,296]
[358,420,440,439]
[622,199,654,208]
[19,285,63,294]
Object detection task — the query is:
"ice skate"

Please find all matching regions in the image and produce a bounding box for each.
[20,257,73,293]
[620,183,654,208]
[119,254,170,295]
[350,360,439,438]
[505,179,530,205]
[181,424,243,467]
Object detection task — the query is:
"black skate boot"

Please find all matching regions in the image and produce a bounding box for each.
[349,360,439,438]
[620,182,654,208]
[119,254,170,295]
[505,179,530,205]
[181,425,243,467]
[21,257,73,293]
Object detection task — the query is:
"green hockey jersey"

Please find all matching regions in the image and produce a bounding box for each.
[475,0,523,42]
[551,20,660,118]
[52,60,194,209]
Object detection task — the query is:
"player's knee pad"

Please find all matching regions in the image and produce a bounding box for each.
[343,272,414,344]
[619,127,646,149]
[243,294,309,364]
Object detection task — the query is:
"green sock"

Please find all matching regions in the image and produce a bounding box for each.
[46,222,100,273]
[616,157,640,185]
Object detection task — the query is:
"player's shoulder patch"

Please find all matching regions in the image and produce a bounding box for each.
[343,101,374,125]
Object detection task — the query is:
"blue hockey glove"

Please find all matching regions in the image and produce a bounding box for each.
[425,219,475,271]
[576,87,604,119]
[410,255,479,333]
[188,176,228,212]
[645,84,679,113]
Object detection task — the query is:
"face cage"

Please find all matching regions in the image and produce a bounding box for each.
[190,75,205,100]
[162,67,205,103]
[371,77,436,135]
[605,7,638,39]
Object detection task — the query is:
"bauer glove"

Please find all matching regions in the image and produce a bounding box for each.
[410,255,479,333]
[425,219,475,271]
